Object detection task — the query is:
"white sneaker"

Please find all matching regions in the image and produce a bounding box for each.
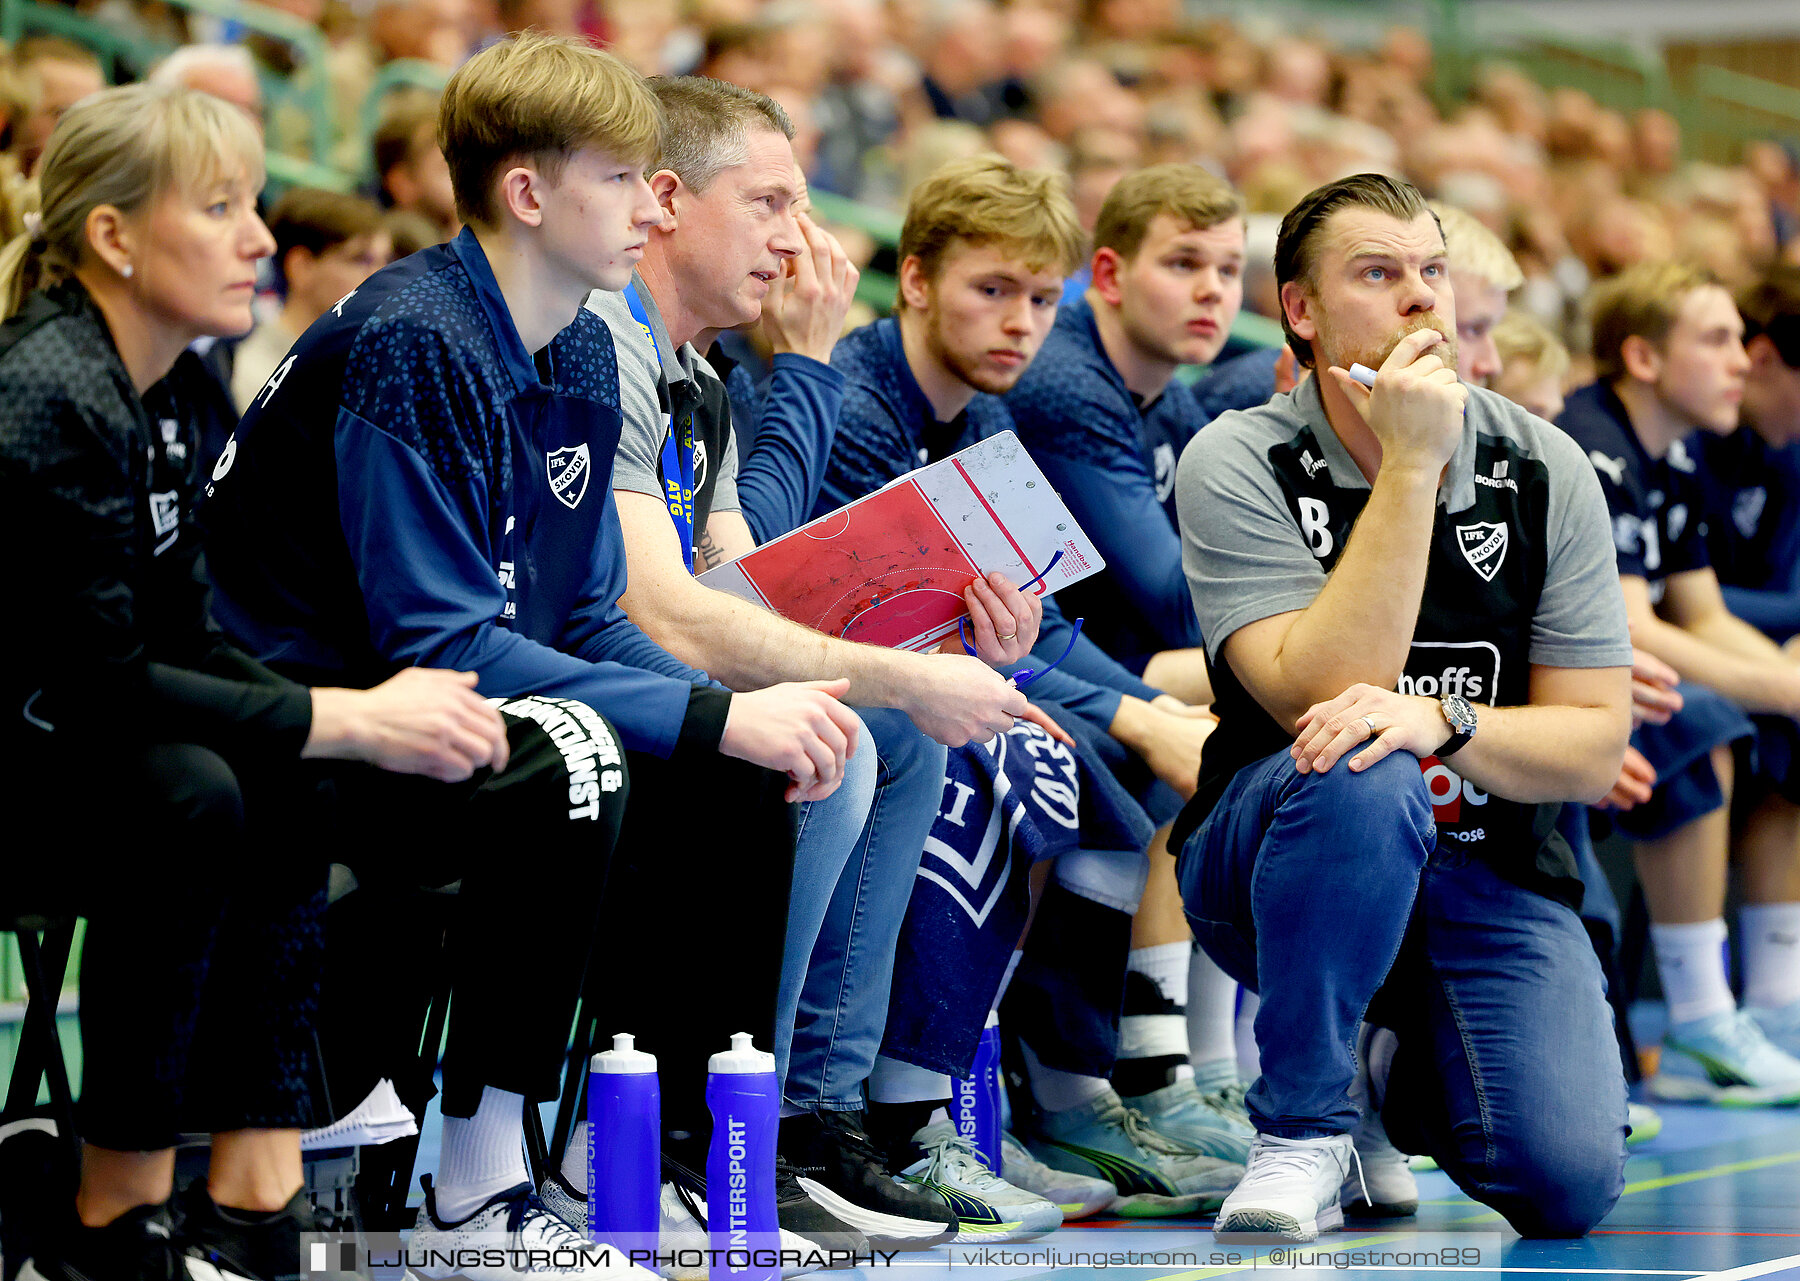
[999,1132,1115,1220]
[1341,1025,1416,1218]
[406,1177,655,1281]
[1213,1134,1354,1243]
[895,1122,1062,1243]
[1341,1115,1416,1218]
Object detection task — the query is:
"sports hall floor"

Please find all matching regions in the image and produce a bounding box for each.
[398,1001,1800,1281]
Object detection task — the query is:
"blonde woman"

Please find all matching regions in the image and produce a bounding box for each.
[0,84,509,1281]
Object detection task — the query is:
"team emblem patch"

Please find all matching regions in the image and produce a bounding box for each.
[1456,521,1508,582]
[547,444,591,509]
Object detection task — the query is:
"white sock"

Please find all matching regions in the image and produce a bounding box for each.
[867,1055,951,1104]
[991,949,1025,1014]
[1128,942,1190,1003]
[1020,1040,1110,1113]
[1741,902,1800,1010]
[1187,945,1240,1074]
[560,1118,588,1192]
[437,1085,531,1221]
[1651,918,1736,1026]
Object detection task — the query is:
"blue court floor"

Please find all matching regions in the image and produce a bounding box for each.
[399,1095,1800,1281]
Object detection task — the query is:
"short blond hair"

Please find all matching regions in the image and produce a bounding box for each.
[439,31,662,229]
[897,154,1085,303]
[1093,163,1242,261]
[1588,259,1721,383]
[1429,200,1523,293]
[1492,309,1569,384]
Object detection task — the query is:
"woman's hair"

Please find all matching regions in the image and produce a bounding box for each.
[0,82,263,320]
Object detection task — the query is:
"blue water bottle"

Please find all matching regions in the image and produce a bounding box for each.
[955,1013,1003,1172]
[589,1033,661,1254]
[706,1032,780,1281]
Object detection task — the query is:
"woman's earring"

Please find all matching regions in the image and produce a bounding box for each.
[121,264,133,279]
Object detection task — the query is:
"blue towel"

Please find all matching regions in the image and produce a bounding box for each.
[879,715,1153,1076]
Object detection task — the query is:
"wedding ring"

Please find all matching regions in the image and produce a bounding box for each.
[1361,715,1380,736]
[997,630,1018,641]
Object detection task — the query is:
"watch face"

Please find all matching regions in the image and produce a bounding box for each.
[1443,694,1476,731]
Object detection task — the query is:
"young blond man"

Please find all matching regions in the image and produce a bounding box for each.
[818,155,1246,1218]
[205,35,861,1273]
[1000,164,1260,1165]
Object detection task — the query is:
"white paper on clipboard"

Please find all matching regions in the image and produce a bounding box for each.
[698,431,1105,651]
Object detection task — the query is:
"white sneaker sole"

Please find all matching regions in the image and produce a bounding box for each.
[794,1177,954,1250]
[184,1258,260,1281]
[1647,1073,1800,1107]
[1214,1204,1343,1242]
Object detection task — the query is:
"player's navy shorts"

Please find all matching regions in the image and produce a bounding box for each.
[1618,683,1800,839]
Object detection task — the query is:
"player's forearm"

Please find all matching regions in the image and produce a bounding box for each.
[621,574,912,698]
[1685,608,1792,666]
[1263,465,1439,724]
[1141,648,1213,706]
[1634,613,1800,717]
[1450,700,1629,804]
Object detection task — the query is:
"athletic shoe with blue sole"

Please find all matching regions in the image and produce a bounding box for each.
[894,1122,1061,1243]
[1023,1088,1242,1217]
[1650,1008,1800,1107]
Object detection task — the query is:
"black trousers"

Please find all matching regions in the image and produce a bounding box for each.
[10,741,327,1151]
[314,700,794,1156]
[593,749,797,1167]
[321,696,629,1120]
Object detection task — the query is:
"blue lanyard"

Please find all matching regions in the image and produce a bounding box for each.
[624,283,697,572]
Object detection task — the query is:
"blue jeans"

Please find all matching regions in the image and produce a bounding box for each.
[780,708,947,1109]
[1177,748,1627,1238]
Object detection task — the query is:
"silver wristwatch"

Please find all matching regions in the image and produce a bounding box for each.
[1439,693,1477,757]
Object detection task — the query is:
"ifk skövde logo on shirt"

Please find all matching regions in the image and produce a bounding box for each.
[548,444,591,509]
[1455,521,1508,582]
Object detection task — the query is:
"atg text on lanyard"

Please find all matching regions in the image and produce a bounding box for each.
[623,283,699,574]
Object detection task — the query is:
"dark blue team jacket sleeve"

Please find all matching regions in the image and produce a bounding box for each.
[815,385,918,518]
[1008,663,1122,726]
[1034,444,1201,650]
[1034,599,1165,704]
[336,410,707,757]
[1722,574,1800,643]
[735,353,845,542]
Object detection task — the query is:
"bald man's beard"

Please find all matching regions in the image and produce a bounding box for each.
[1318,312,1458,378]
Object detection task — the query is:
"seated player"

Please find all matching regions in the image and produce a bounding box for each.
[1491,308,1571,424]
[1177,173,1632,1242]
[999,162,1257,1145]
[1560,262,1800,1100]
[0,83,515,1281]
[817,154,1245,1215]
[562,76,1035,1248]
[1697,267,1800,647]
[201,35,862,1273]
